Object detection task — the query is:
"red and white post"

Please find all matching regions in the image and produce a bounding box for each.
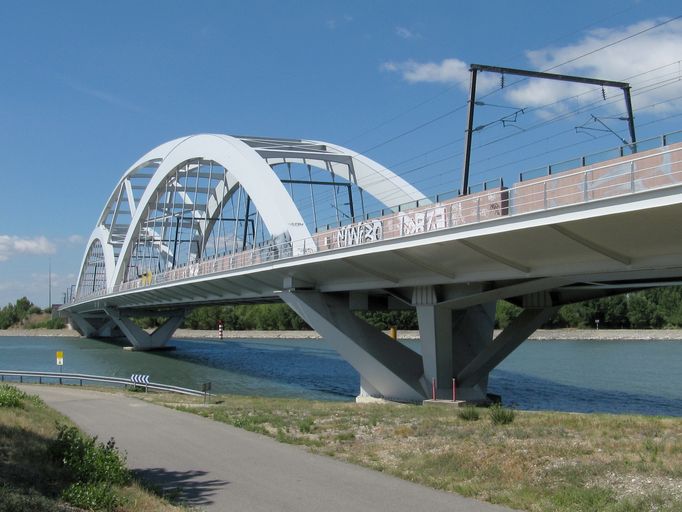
[218,320,224,340]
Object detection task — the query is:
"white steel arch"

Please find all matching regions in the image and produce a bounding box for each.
[112,134,313,286]
[74,226,116,294]
[78,133,428,291]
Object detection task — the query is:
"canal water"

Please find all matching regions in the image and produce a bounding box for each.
[1,335,680,416]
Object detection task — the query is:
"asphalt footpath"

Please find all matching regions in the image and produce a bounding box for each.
[20,386,514,512]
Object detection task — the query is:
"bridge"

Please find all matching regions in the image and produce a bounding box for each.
[62,131,682,403]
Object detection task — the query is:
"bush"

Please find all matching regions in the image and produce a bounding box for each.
[0,385,27,408]
[457,404,480,421]
[489,403,515,425]
[0,484,61,512]
[61,482,120,511]
[26,318,66,330]
[51,424,130,486]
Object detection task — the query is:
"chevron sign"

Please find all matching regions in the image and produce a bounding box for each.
[130,374,150,385]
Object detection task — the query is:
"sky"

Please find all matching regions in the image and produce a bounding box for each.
[1,0,681,307]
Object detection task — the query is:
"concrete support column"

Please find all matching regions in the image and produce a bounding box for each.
[450,302,496,399]
[413,286,454,399]
[104,307,185,350]
[414,285,496,401]
[68,312,101,338]
[281,290,427,402]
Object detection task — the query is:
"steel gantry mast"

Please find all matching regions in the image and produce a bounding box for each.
[460,63,637,195]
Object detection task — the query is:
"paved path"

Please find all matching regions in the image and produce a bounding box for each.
[22,386,513,512]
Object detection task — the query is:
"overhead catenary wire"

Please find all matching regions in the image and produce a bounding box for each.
[267,53,682,225]
[352,13,682,179]
[351,70,682,201]
[343,3,642,148]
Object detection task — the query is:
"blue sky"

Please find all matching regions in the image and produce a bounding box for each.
[1,0,681,306]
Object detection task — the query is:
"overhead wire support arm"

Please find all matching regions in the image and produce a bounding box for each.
[460,63,637,196]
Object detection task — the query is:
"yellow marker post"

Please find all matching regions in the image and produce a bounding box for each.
[389,326,397,340]
[56,351,64,384]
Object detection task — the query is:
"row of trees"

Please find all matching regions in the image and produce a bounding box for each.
[0,297,42,329]
[173,286,682,331]
[498,287,682,329]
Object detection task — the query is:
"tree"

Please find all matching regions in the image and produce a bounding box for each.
[496,300,522,329]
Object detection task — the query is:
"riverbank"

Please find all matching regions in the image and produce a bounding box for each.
[143,391,682,512]
[2,327,682,340]
[0,384,183,511]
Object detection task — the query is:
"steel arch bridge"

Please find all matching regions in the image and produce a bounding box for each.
[65,131,682,404]
[75,134,426,298]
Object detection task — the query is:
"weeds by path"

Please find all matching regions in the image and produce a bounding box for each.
[146,392,682,512]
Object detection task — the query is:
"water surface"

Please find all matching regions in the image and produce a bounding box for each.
[1,336,680,416]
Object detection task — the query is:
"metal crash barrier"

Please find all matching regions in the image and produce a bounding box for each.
[0,370,207,397]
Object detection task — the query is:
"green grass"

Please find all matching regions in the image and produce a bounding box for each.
[457,404,480,421]
[146,392,682,512]
[488,403,515,425]
[0,385,186,512]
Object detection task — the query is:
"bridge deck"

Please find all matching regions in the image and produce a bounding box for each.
[66,139,682,311]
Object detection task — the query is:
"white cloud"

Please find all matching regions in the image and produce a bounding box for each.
[67,234,85,244]
[395,26,420,40]
[381,58,468,85]
[381,19,682,119]
[0,235,56,262]
[506,19,682,115]
[381,58,498,91]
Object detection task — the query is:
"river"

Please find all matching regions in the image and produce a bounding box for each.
[1,335,680,416]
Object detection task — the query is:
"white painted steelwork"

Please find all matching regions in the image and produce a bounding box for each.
[75,134,425,297]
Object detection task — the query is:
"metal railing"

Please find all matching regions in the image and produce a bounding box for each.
[71,136,682,304]
[0,370,207,396]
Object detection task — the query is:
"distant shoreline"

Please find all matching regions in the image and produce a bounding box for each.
[1,327,681,340]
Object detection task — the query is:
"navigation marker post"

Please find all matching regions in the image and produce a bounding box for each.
[56,351,63,384]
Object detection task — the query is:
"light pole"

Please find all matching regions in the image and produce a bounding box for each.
[48,258,52,310]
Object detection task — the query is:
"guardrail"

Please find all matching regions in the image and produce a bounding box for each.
[70,138,682,304]
[0,370,207,397]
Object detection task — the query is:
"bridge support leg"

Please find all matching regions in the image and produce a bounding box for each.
[281,290,427,402]
[69,312,100,338]
[456,306,558,393]
[69,313,123,339]
[415,285,558,402]
[104,308,185,350]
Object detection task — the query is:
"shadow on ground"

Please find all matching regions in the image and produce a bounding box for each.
[134,467,229,507]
